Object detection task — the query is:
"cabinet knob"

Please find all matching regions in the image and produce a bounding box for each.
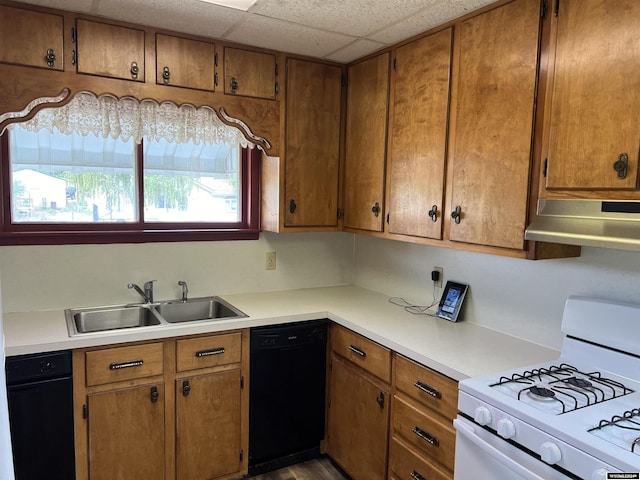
[230,76,239,93]
[613,153,628,179]
[162,66,171,84]
[428,205,438,222]
[371,202,381,217]
[451,206,462,224]
[289,199,297,214]
[150,386,159,403]
[45,48,56,68]
[130,62,139,79]
[182,380,191,397]
[376,391,385,409]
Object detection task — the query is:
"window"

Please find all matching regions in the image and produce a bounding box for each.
[0,93,262,244]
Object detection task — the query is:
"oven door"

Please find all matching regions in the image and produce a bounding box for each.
[453,416,571,480]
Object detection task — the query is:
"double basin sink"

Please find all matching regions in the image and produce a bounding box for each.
[65,297,247,336]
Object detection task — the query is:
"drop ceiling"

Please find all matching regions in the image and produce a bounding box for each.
[15,0,496,63]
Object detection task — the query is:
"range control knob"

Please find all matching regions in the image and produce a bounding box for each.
[497,418,516,439]
[474,406,492,426]
[540,442,562,465]
[591,469,610,480]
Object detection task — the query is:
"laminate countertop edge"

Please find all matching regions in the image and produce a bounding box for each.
[2,285,560,381]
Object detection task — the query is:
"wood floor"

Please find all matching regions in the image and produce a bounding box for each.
[246,456,350,480]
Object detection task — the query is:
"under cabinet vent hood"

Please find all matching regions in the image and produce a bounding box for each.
[525,199,640,252]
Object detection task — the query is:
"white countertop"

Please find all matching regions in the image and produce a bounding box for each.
[3,285,560,381]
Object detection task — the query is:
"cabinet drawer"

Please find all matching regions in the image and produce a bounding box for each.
[331,324,391,383]
[389,437,451,480]
[86,343,164,386]
[176,333,241,372]
[392,396,455,471]
[394,354,457,419]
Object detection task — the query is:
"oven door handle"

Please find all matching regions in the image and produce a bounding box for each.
[453,419,546,480]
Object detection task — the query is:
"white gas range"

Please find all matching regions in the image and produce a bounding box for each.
[454,296,640,480]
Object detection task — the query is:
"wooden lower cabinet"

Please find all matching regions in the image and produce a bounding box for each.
[175,369,242,479]
[388,437,450,480]
[327,353,390,480]
[73,330,249,480]
[87,384,166,480]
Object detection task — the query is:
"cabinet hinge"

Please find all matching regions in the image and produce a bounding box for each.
[214,52,218,67]
[341,74,348,88]
[541,0,548,19]
[275,82,279,96]
[240,449,244,462]
[82,404,88,419]
[386,213,390,224]
[71,27,77,43]
[337,208,344,220]
[393,58,397,70]
[214,72,218,87]
[543,158,548,177]
[554,0,560,17]
[241,375,245,389]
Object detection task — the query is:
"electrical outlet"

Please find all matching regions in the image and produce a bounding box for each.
[266,252,276,270]
[433,266,443,288]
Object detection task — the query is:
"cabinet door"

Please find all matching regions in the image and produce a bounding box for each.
[448,0,540,249]
[387,29,452,239]
[343,53,390,232]
[156,34,216,91]
[0,5,63,70]
[224,47,276,99]
[87,384,165,480]
[285,58,342,227]
[327,354,389,480]
[545,0,640,190]
[76,19,145,82]
[176,369,242,480]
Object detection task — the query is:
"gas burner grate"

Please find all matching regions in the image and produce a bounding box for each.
[589,408,640,454]
[490,364,634,415]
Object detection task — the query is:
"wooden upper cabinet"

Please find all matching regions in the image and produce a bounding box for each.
[224,47,276,99]
[75,18,145,82]
[156,33,216,91]
[284,58,342,228]
[0,5,63,71]
[545,0,640,191]
[447,0,541,250]
[343,52,390,232]
[387,28,452,239]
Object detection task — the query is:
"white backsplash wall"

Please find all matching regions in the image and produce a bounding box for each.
[353,236,640,350]
[0,232,354,313]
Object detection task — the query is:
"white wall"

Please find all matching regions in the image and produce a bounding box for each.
[353,236,640,350]
[0,232,354,312]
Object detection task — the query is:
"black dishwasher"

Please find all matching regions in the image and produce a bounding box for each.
[5,350,75,480]
[249,319,327,475]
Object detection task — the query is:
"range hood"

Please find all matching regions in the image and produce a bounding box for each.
[525,198,640,252]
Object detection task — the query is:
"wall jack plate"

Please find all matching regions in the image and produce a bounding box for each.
[266,252,277,270]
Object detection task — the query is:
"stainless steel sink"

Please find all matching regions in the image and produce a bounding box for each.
[66,305,161,335]
[66,296,246,335]
[155,297,246,323]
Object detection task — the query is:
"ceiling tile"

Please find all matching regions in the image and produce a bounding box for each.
[225,15,356,59]
[250,0,434,37]
[370,0,495,44]
[95,0,245,38]
[325,39,387,64]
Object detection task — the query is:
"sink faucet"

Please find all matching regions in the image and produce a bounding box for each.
[178,281,188,302]
[128,280,156,303]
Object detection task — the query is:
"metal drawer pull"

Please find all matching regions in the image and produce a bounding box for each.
[109,359,143,370]
[410,471,426,480]
[348,345,366,357]
[195,347,225,357]
[412,426,439,446]
[414,380,442,399]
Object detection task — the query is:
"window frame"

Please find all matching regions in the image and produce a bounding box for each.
[0,131,261,245]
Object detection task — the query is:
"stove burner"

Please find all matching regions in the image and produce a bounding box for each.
[528,386,555,400]
[565,377,592,389]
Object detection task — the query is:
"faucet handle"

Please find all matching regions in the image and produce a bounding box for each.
[178,281,188,302]
[144,280,157,289]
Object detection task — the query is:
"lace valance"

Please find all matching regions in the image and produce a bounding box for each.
[6,92,267,149]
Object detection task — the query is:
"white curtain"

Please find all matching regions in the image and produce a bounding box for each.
[0,275,15,480]
[10,92,257,148]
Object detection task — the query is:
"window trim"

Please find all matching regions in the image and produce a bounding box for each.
[0,131,261,245]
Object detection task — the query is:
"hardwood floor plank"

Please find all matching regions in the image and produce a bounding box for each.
[247,456,350,480]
